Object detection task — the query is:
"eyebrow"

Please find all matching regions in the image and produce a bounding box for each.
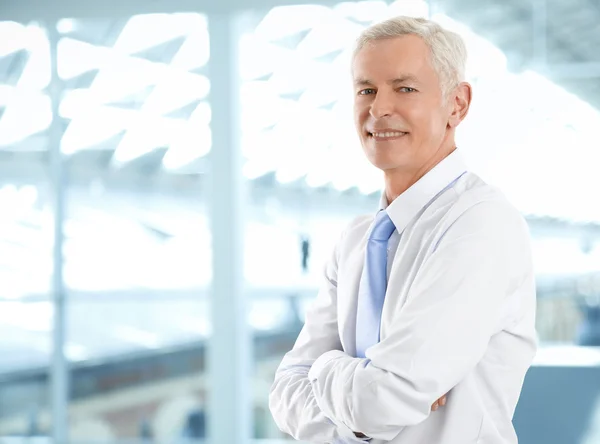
[354,75,420,87]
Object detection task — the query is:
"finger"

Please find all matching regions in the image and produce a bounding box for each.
[440,396,447,406]
[431,401,439,411]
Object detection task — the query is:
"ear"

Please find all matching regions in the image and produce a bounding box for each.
[447,82,472,128]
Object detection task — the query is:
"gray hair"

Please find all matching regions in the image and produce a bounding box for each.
[353,16,467,96]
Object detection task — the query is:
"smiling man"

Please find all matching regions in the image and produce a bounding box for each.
[269,16,537,444]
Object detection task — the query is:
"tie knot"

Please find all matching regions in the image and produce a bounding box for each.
[369,210,396,241]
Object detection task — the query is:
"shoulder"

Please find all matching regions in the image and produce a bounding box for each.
[452,173,528,233]
[435,173,532,254]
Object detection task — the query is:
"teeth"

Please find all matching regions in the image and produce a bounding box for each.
[372,131,405,138]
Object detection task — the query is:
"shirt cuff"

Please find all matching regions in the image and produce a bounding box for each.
[333,436,371,443]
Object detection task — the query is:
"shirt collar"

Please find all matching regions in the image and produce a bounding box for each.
[379,149,468,234]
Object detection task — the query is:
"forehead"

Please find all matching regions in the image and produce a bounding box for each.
[352,35,434,81]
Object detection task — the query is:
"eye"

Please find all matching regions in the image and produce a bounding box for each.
[398,87,417,93]
[358,88,376,95]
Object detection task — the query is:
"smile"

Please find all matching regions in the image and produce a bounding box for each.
[368,131,407,140]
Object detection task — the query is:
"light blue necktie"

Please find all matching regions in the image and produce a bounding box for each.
[355,210,397,359]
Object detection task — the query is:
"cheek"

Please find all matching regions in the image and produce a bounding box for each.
[354,107,368,131]
[408,107,445,137]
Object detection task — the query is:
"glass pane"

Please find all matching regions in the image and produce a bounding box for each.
[0,19,52,439]
[57,12,211,443]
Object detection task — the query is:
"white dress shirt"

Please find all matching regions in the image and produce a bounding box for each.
[269,150,537,444]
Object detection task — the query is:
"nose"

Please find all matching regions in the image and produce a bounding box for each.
[370,90,394,119]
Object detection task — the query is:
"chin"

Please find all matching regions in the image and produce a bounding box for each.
[364,137,409,155]
[367,156,403,172]
[364,147,411,172]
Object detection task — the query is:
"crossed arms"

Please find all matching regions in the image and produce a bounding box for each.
[269,202,530,442]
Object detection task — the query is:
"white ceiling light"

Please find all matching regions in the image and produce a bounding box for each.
[0,91,51,145]
[114,13,202,55]
[0,21,25,57]
[163,122,211,170]
[56,18,76,35]
[18,23,50,90]
[56,13,211,160]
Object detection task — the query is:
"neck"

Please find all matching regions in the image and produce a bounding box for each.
[384,144,456,205]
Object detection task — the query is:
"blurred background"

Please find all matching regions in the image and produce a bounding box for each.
[0,0,599,443]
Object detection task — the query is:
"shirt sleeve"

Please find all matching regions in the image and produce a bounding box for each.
[268,226,371,444]
[307,201,534,441]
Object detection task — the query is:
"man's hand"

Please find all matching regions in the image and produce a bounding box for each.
[354,393,449,438]
[431,393,447,411]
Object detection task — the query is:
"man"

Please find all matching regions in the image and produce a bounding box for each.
[269,16,537,444]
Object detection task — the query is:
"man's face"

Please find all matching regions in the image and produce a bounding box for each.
[353,35,453,173]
